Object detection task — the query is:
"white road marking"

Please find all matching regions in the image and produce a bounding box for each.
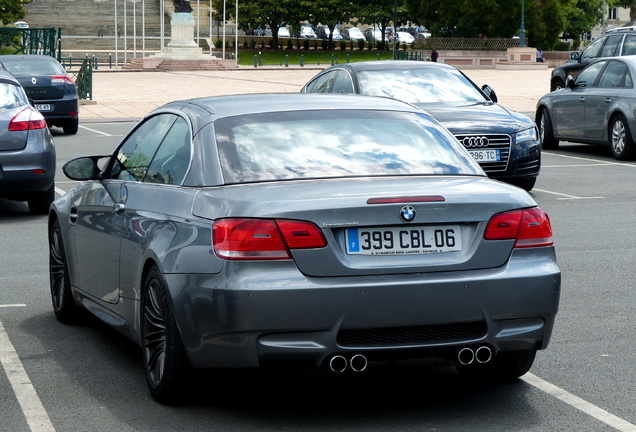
[533,188,604,200]
[0,304,26,308]
[78,124,112,136]
[0,319,56,432]
[523,373,636,431]
[543,151,636,168]
[54,187,66,197]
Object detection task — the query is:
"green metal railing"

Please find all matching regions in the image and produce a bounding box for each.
[0,27,62,59]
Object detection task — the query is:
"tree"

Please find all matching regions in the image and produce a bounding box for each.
[309,0,356,49]
[355,0,408,48]
[0,0,29,25]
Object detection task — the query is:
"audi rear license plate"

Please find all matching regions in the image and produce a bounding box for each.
[35,104,51,111]
[346,226,462,256]
[469,149,500,162]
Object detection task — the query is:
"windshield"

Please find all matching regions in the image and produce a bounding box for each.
[215,110,483,184]
[357,68,487,103]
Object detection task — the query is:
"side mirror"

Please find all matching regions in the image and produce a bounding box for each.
[565,75,576,89]
[481,84,498,103]
[62,156,108,181]
[570,52,580,61]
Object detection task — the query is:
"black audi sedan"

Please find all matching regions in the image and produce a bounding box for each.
[0,54,79,135]
[302,61,540,191]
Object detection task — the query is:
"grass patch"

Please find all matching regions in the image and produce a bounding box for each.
[237,49,396,66]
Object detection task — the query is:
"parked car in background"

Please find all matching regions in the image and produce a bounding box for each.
[393,31,415,45]
[49,93,559,403]
[0,70,55,214]
[342,27,365,41]
[316,26,342,41]
[0,55,79,135]
[302,61,541,191]
[537,56,636,160]
[13,21,29,28]
[363,27,383,42]
[298,25,317,38]
[278,27,290,38]
[550,26,636,91]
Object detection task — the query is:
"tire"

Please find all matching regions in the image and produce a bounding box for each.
[458,349,537,382]
[538,107,559,150]
[142,266,189,403]
[63,118,79,135]
[610,114,636,161]
[49,219,81,323]
[551,78,565,91]
[28,185,55,215]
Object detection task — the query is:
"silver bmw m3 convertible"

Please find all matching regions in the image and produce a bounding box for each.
[48,93,560,402]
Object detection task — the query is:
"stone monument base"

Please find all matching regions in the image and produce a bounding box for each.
[495,47,547,70]
[152,12,215,60]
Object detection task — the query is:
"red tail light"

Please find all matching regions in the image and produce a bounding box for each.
[51,75,74,84]
[213,218,327,260]
[9,108,47,131]
[484,207,553,248]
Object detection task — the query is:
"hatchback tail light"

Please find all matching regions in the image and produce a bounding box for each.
[484,207,553,248]
[8,108,47,131]
[213,218,327,260]
[51,75,74,84]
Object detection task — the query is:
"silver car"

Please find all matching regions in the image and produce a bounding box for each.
[537,56,636,160]
[0,70,56,214]
[49,93,560,403]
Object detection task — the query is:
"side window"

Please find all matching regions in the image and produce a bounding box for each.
[331,71,355,94]
[599,35,622,57]
[305,71,338,93]
[622,35,636,56]
[144,117,191,185]
[0,82,28,109]
[581,37,607,61]
[110,114,177,181]
[575,61,606,88]
[596,61,627,88]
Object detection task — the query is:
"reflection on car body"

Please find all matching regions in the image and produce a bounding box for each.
[302,61,541,191]
[49,93,560,403]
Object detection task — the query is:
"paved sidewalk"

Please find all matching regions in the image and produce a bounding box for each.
[81,66,553,121]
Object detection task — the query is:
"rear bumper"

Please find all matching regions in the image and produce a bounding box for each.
[0,135,55,197]
[165,247,560,369]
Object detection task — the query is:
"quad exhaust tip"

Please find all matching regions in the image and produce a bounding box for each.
[458,346,493,366]
[328,354,368,373]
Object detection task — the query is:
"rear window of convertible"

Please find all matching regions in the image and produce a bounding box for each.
[214,110,482,184]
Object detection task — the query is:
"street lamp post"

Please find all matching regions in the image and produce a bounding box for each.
[519,0,526,47]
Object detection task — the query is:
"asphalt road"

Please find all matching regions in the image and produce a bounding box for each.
[2,121,636,431]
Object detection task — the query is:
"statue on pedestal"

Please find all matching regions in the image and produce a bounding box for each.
[173,0,193,13]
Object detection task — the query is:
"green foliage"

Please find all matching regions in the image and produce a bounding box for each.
[0,0,30,25]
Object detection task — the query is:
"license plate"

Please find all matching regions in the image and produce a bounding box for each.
[469,149,500,162]
[35,104,51,111]
[346,226,462,256]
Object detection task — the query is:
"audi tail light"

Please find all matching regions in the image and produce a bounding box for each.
[8,108,47,131]
[484,207,553,248]
[213,218,327,260]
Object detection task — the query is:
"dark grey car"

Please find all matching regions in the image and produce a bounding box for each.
[302,61,541,191]
[0,70,56,213]
[0,54,80,135]
[550,27,636,91]
[49,93,560,403]
[537,56,636,160]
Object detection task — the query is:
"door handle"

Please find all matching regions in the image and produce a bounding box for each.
[578,97,585,103]
[604,98,612,103]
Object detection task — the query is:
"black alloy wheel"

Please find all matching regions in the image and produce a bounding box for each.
[551,77,565,91]
[49,219,81,323]
[142,265,189,403]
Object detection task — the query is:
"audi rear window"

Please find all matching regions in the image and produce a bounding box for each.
[0,82,28,109]
[215,110,483,184]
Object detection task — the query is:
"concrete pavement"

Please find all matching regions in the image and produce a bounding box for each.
[80,66,554,121]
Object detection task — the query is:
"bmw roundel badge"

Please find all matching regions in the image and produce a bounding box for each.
[400,205,416,222]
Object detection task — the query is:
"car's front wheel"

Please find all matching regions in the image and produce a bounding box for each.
[610,114,636,161]
[49,219,81,323]
[538,107,559,150]
[142,265,189,403]
[551,78,565,91]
